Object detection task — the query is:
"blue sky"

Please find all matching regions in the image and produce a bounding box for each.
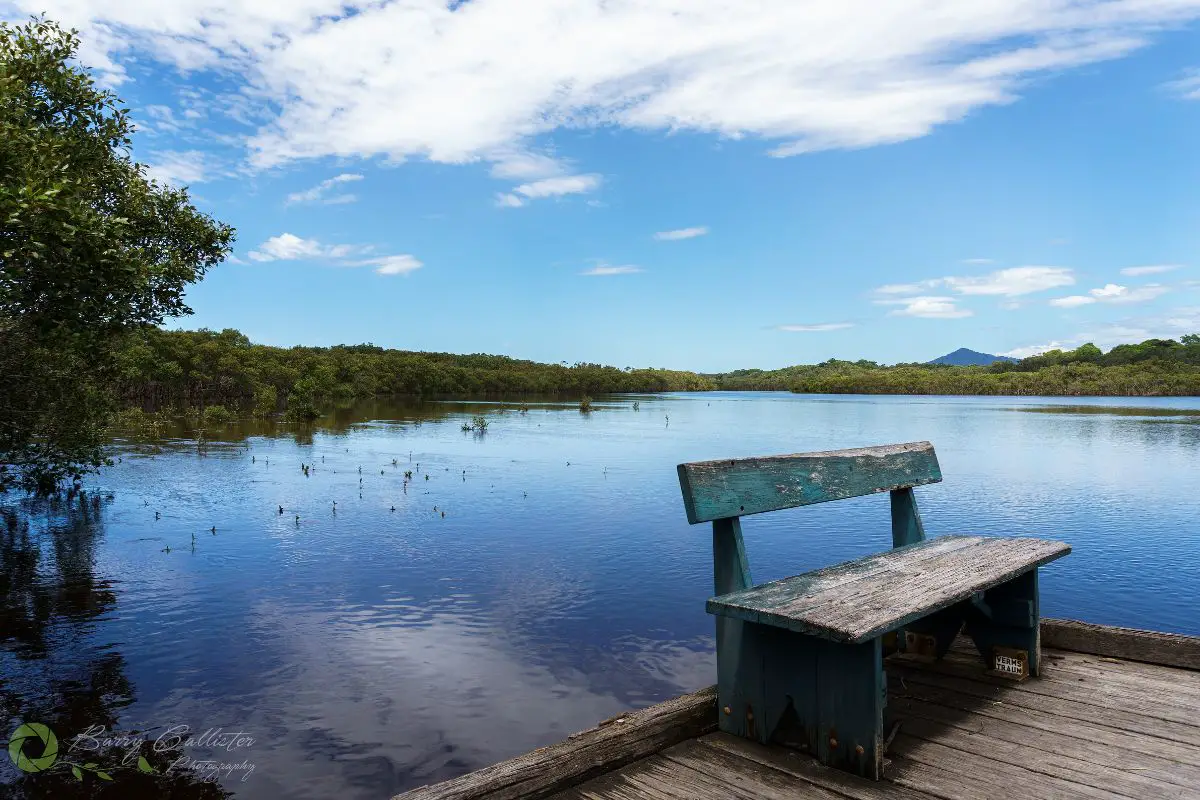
[6,1,1200,371]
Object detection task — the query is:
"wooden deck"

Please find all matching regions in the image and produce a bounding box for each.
[395,620,1200,800]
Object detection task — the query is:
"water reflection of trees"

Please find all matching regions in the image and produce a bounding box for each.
[0,500,231,799]
[112,395,597,450]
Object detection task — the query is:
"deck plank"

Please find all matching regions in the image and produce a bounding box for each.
[893,714,1195,799]
[888,683,1200,787]
[890,654,1200,739]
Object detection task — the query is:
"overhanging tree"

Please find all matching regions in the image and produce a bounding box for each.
[0,17,235,493]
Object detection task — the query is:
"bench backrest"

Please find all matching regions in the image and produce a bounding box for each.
[677,441,942,525]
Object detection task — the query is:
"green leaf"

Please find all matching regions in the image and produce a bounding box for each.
[97,771,112,781]
[84,762,98,768]
[71,765,82,781]
[137,755,155,774]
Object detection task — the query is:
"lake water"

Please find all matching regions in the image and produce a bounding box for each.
[2,392,1198,798]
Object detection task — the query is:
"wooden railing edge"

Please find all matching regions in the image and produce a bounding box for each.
[391,619,1197,800]
[1041,617,1200,671]
[390,686,717,800]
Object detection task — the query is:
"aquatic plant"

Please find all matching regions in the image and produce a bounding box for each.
[472,415,488,430]
[201,405,233,425]
[579,396,593,413]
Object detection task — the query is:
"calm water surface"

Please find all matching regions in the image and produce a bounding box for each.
[2,392,1199,798]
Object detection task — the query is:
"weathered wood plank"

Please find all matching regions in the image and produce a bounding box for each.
[697,733,943,800]
[700,734,950,796]
[390,687,717,800]
[677,441,942,524]
[893,734,1130,799]
[887,680,1200,782]
[1042,618,1200,671]
[894,713,1195,799]
[709,536,1070,643]
[893,648,1200,731]
[659,738,857,800]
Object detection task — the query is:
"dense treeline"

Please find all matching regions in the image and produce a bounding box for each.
[710,336,1200,396]
[115,330,1200,424]
[114,328,717,418]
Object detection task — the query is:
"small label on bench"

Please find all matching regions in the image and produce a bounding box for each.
[990,647,1029,680]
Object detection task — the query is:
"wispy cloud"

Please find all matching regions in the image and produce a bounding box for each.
[961,258,995,265]
[285,173,364,206]
[874,279,943,295]
[655,227,709,241]
[1164,69,1200,101]
[142,150,212,185]
[1120,264,1182,277]
[38,1,1200,182]
[775,323,854,332]
[357,255,424,276]
[247,233,418,276]
[943,267,1075,296]
[581,263,642,277]
[877,296,972,319]
[496,174,602,207]
[1049,283,1170,308]
[1002,341,1069,359]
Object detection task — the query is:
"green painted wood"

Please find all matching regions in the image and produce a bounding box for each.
[677,441,942,524]
[889,487,926,548]
[965,568,1043,676]
[814,636,884,779]
[712,517,763,741]
[743,625,885,779]
[707,535,1071,643]
[712,517,751,596]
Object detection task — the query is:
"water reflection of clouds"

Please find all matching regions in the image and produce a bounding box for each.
[144,593,713,799]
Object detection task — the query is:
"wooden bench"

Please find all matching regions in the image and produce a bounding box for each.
[676,441,1071,780]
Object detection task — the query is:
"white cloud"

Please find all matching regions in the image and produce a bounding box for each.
[247,233,328,261]
[24,0,1200,174]
[513,174,602,199]
[654,227,708,241]
[776,323,854,332]
[961,258,995,265]
[1049,282,1169,307]
[1049,295,1096,308]
[878,296,972,319]
[362,255,423,276]
[142,150,211,185]
[942,266,1074,296]
[1002,341,1069,358]
[285,173,364,205]
[874,279,943,295]
[1121,264,1182,276]
[581,263,642,276]
[494,193,526,208]
[247,233,414,274]
[1164,69,1200,100]
[488,151,567,180]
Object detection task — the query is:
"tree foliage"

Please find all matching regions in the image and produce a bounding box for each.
[112,327,717,415]
[711,338,1200,396]
[0,18,235,493]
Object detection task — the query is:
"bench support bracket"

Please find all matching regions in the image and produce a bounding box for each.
[964,568,1042,678]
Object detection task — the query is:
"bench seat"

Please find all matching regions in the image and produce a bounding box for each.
[707,534,1071,643]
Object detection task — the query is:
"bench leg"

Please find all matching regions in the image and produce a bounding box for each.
[964,568,1042,678]
[754,628,885,779]
[712,518,765,741]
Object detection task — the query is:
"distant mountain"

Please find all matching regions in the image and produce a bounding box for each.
[927,348,1017,366]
